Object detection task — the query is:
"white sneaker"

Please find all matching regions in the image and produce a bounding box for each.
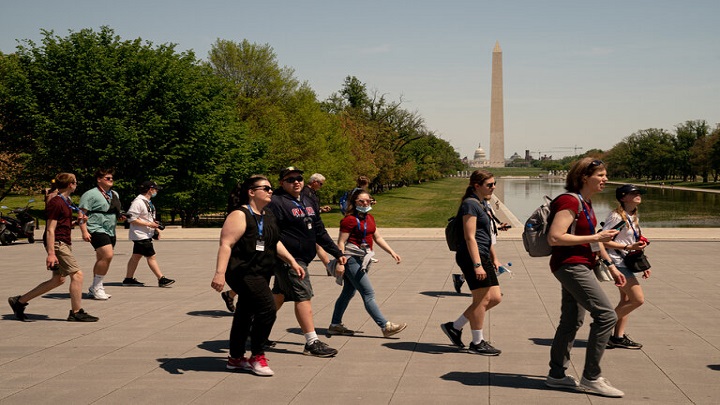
[579,376,624,397]
[247,354,274,376]
[545,374,579,389]
[88,286,110,300]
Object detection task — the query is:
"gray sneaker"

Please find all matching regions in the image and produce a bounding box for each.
[545,374,580,390]
[579,376,624,397]
[328,323,355,336]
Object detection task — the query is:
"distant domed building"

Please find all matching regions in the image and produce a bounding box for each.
[471,143,489,168]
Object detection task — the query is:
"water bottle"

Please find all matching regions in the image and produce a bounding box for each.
[497,262,513,278]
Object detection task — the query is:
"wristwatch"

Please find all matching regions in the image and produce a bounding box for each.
[474,262,482,268]
[601,258,613,267]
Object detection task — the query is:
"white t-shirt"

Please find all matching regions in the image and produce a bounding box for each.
[601,211,640,267]
[127,194,156,241]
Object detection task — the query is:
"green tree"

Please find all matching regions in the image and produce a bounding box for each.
[674,120,710,181]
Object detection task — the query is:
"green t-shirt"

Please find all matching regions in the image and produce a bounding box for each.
[79,187,119,236]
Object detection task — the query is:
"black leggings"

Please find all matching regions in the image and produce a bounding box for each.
[226,273,276,358]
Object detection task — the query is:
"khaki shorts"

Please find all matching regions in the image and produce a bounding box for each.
[54,242,81,276]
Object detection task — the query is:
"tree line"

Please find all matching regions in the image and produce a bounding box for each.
[0,27,463,222]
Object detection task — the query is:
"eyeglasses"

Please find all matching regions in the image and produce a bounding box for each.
[252,185,273,192]
[484,182,496,188]
[283,175,304,183]
[103,177,114,181]
[315,181,324,186]
[356,199,372,204]
[70,181,77,184]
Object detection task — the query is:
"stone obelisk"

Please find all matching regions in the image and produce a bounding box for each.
[489,41,505,167]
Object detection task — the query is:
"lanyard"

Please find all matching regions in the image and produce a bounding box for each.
[147,199,156,214]
[59,195,80,212]
[354,215,368,244]
[624,212,640,240]
[482,200,497,235]
[98,187,112,202]
[246,205,264,238]
[576,194,596,234]
[290,199,308,217]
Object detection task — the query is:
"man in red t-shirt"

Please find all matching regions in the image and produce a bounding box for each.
[7,173,99,322]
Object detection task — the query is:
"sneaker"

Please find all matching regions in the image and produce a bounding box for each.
[67,308,99,322]
[328,323,355,336]
[452,274,465,294]
[221,291,235,312]
[158,276,175,287]
[122,277,145,286]
[8,296,28,322]
[468,340,501,356]
[247,354,274,376]
[545,374,580,389]
[370,257,379,263]
[303,340,338,357]
[88,286,110,300]
[382,321,407,338]
[607,334,643,350]
[440,322,465,348]
[579,376,624,397]
[226,356,250,371]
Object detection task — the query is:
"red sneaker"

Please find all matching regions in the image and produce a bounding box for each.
[247,354,274,376]
[226,356,249,371]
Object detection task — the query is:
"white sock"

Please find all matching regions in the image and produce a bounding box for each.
[453,315,469,331]
[304,331,318,344]
[471,329,484,344]
[92,275,104,289]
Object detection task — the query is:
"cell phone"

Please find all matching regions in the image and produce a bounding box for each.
[612,220,627,231]
[498,224,512,231]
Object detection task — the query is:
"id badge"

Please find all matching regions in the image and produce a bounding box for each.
[307,222,313,230]
[256,240,265,251]
[590,242,601,252]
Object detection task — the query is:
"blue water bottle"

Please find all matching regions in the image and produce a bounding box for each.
[497,262,513,278]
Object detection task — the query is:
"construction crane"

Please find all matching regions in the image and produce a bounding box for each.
[533,146,584,160]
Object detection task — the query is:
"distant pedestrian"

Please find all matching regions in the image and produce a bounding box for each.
[441,170,504,356]
[601,184,650,350]
[123,181,175,288]
[544,158,626,398]
[7,173,98,322]
[211,175,304,376]
[327,189,407,338]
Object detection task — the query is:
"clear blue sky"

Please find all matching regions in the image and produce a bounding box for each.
[2,1,719,161]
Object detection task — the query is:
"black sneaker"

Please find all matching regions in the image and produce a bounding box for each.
[452,274,465,294]
[263,339,277,349]
[221,291,235,312]
[468,340,501,356]
[158,276,175,287]
[607,334,643,350]
[441,322,465,348]
[8,296,28,322]
[122,277,145,286]
[67,308,99,322]
[303,340,338,357]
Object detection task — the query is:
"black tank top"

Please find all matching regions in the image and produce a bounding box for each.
[226,207,280,276]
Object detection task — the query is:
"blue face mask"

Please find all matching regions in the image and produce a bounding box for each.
[151,191,158,198]
[356,206,372,214]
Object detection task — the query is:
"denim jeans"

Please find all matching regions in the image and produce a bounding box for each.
[549,263,617,380]
[331,255,387,328]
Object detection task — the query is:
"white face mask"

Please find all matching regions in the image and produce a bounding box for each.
[356,206,372,214]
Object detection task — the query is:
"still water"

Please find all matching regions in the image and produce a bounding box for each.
[497,178,720,228]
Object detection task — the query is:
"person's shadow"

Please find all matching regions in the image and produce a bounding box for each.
[442,371,574,392]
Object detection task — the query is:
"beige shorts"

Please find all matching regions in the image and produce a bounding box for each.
[54,242,81,276]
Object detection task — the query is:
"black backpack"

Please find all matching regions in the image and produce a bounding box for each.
[445,198,482,251]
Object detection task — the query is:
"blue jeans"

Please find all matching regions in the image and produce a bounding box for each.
[331,255,387,328]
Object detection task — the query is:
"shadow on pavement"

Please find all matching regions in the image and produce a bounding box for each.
[384,341,459,354]
[442,371,557,391]
[187,309,232,318]
[420,290,471,298]
[529,337,588,348]
[157,356,228,374]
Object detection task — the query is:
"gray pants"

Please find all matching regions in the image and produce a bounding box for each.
[549,263,618,380]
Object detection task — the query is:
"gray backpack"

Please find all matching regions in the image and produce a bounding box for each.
[522,193,582,257]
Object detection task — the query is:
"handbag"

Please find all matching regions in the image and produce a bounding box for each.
[623,252,651,272]
[593,260,613,282]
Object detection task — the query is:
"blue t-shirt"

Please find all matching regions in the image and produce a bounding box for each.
[79,187,119,236]
[456,196,492,257]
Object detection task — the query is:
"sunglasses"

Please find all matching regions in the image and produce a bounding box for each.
[103,177,114,181]
[586,160,604,173]
[252,185,273,192]
[283,175,304,183]
[484,182,496,188]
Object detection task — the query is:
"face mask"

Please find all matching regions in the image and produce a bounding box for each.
[151,191,158,198]
[356,206,372,214]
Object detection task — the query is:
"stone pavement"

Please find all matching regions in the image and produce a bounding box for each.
[1,228,719,404]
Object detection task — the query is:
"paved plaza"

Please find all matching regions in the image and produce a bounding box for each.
[1,227,719,404]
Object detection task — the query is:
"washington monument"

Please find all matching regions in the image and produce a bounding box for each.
[489,41,505,167]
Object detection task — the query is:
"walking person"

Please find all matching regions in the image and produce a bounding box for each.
[210,175,304,376]
[327,189,407,338]
[7,173,98,322]
[440,170,504,356]
[267,166,346,357]
[123,181,175,288]
[601,184,650,350]
[79,168,124,300]
[544,158,627,397]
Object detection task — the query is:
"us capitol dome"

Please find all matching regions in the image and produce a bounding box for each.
[471,143,489,167]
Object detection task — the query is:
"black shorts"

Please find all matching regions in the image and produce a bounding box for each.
[90,232,116,250]
[132,239,156,257]
[271,262,313,302]
[456,253,499,290]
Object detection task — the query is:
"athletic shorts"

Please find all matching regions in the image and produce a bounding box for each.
[53,242,81,276]
[90,232,116,250]
[456,253,499,290]
[272,261,313,302]
[132,239,156,257]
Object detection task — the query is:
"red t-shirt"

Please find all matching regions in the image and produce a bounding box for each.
[340,214,376,250]
[549,194,597,272]
[44,195,73,245]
